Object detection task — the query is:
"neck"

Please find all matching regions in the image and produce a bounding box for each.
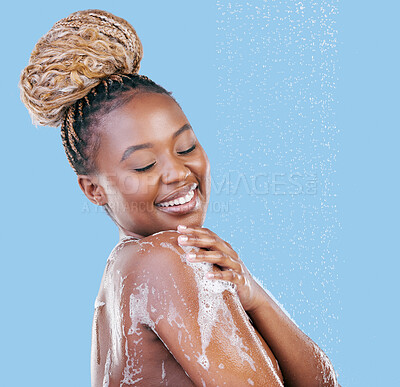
[118,227,145,240]
[104,204,145,240]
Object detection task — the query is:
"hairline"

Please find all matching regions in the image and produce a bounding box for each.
[84,88,182,175]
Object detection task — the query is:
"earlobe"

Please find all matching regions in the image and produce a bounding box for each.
[77,175,107,206]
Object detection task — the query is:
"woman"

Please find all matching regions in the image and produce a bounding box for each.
[20,9,339,386]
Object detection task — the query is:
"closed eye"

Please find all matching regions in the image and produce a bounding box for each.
[178,144,196,155]
[134,161,156,172]
[134,144,196,172]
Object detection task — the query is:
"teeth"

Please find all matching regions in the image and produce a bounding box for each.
[158,188,195,207]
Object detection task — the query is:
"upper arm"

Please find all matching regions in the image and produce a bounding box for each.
[120,232,283,387]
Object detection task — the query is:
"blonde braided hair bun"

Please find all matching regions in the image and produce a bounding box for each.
[19,9,143,127]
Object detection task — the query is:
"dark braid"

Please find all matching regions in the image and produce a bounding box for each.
[60,73,178,175]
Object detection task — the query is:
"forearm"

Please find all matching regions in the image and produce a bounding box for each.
[247,283,338,387]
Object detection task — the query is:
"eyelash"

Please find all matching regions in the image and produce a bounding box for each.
[134,144,196,172]
[134,162,156,172]
[177,144,196,155]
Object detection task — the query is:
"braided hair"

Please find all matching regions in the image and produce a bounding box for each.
[19,9,177,175]
[60,74,175,174]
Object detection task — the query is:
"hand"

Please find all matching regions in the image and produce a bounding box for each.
[176,225,265,313]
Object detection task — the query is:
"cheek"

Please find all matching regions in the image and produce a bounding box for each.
[116,173,158,200]
[195,148,211,177]
[190,148,211,196]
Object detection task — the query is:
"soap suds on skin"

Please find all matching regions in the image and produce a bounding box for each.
[120,327,144,385]
[177,243,256,371]
[107,236,139,264]
[94,298,106,365]
[103,237,140,360]
[133,236,265,376]
[161,360,166,381]
[160,241,187,263]
[95,299,106,309]
[110,273,124,360]
[167,300,191,345]
[102,349,111,387]
[140,241,154,247]
[101,231,278,383]
[128,283,155,335]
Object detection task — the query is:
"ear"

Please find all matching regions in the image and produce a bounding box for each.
[77,175,107,206]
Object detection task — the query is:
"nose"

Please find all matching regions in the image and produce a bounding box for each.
[160,155,191,185]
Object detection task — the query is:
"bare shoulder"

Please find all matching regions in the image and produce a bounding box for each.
[110,230,191,279]
[110,230,203,320]
[113,229,235,306]
[113,231,283,386]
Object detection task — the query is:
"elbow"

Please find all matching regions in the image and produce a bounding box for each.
[289,371,338,387]
[312,360,339,387]
[315,375,339,387]
[311,343,339,387]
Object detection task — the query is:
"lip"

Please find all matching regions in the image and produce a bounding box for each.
[155,182,198,205]
[155,187,199,215]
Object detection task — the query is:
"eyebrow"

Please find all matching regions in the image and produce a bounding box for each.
[120,123,193,163]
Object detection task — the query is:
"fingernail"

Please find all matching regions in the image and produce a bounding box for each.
[206,272,214,279]
[178,235,188,244]
[186,253,196,260]
[178,224,187,230]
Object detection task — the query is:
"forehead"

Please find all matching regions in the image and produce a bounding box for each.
[100,92,188,144]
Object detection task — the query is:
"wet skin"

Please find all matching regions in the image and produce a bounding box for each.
[92,231,283,386]
[81,93,283,386]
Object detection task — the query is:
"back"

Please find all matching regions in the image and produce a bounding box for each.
[91,231,283,386]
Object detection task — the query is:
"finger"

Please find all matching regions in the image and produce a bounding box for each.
[177,224,194,233]
[186,251,242,272]
[177,224,211,234]
[206,269,244,287]
[177,227,237,258]
[177,225,216,240]
[177,225,222,241]
[178,233,216,249]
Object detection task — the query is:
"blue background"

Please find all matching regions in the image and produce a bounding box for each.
[1,1,399,386]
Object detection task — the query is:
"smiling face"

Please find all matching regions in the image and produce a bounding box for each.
[85,92,211,238]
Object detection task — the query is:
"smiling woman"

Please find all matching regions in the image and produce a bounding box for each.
[19,9,339,387]
[80,92,211,238]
